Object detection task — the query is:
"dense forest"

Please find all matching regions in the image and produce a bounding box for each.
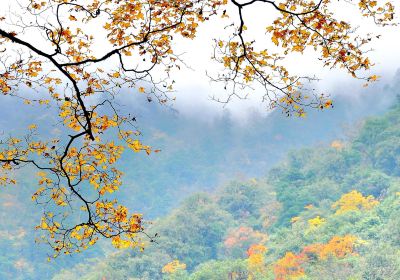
[48,99,400,279]
[0,0,399,279]
[1,87,399,279]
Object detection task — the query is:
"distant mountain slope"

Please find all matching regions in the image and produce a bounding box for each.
[117,82,396,218]
[53,99,400,280]
[0,75,398,279]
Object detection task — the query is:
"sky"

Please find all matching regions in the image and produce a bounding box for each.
[0,0,399,121]
[170,1,400,119]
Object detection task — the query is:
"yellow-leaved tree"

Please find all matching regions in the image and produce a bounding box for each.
[0,0,396,257]
[332,190,379,214]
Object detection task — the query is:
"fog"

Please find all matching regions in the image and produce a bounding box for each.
[1,0,399,123]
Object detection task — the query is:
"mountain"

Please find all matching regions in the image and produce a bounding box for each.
[53,93,400,280]
[0,75,398,279]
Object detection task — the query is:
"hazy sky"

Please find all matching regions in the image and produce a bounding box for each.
[1,0,399,120]
[170,1,400,118]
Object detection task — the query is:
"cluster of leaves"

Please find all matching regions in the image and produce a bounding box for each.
[0,0,228,256]
[332,189,379,214]
[212,0,396,115]
[162,260,187,275]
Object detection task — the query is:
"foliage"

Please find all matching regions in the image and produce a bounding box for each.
[43,100,400,279]
[273,252,306,280]
[50,101,400,279]
[332,190,379,215]
[307,216,326,230]
[223,227,268,259]
[0,0,397,257]
[247,244,268,276]
[162,260,187,274]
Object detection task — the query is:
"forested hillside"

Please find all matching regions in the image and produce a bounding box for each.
[50,100,400,279]
[0,86,397,279]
